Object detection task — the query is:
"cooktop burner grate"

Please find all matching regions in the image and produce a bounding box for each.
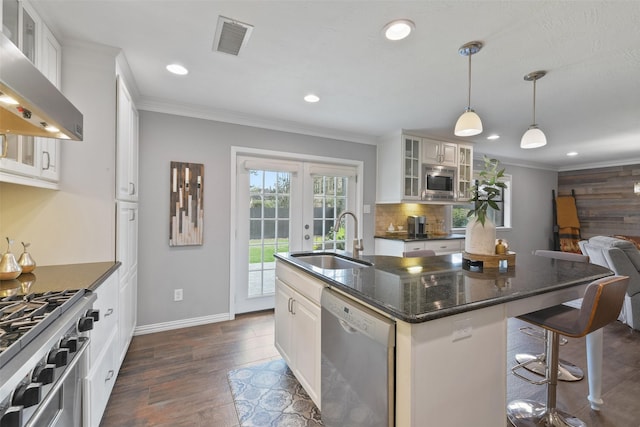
[0,289,85,369]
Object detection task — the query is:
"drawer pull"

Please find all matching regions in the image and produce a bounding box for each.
[105,308,114,317]
[105,370,114,382]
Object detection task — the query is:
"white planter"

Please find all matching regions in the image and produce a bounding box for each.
[464,216,496,255]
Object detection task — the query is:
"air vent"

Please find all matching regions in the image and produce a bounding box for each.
[212,16,253,56]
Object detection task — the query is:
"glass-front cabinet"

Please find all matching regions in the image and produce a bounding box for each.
[403,135,421,198]
[1,0,62,187]
[457,144,473,200]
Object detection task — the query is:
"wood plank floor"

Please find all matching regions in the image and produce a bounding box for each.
[100,310,640,427]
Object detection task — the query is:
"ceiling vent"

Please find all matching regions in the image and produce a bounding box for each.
[212,16,253,56]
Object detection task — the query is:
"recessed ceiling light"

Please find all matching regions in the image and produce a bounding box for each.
[304,94,320,103]
[487,134,500,140]
[566,151,579,157]
[383,19,415,41]
[166,64,189,75]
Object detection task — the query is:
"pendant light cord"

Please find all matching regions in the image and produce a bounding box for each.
[467,53,472,110]
[532,78,537,125]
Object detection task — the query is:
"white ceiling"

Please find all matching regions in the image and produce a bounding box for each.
[31,1,640,170]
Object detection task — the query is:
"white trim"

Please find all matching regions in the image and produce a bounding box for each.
[137,97,377,146]
[229,146,364,319]
[133,313,232,335]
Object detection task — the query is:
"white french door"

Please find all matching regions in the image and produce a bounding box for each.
[232,152,359,314]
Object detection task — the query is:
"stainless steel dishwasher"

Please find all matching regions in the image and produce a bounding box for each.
[321,287,396,427]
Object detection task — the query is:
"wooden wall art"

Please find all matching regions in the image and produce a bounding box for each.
[170,161,204,246]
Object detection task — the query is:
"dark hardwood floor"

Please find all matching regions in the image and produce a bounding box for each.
[100,311,640,427]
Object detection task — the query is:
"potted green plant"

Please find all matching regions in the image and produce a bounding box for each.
[464,156,507,255]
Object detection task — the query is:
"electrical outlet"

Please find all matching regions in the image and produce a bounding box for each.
[174,289,183,301]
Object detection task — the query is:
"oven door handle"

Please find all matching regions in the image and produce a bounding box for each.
[25,337,90,427]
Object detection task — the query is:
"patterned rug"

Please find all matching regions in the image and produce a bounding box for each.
[227,359,323,427]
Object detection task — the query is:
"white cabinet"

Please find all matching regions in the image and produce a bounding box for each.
[457,144,473,200]
[377,131,472,203]
[274,262,323,408]
[0,2,61,188]
[84,271,119,427]
[403,135,421,199]
[422,138,457,167]
[116,201,138,363]
[116,76,139,201]
[375,238,464,256]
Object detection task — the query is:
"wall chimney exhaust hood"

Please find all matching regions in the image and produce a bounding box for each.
[0,31,83,141]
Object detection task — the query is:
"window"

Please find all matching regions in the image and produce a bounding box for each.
[452,174,512,230]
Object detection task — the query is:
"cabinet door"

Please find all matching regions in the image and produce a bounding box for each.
[402,135,421,198]
[457,144,473,200]
[274,278,294,366]
[441,142,458,167]
[291,294,321,407]
[116,78,139,201]
[84,331,118,427]
[0,134,38,176]
[118,271,136,363]
[422,139,440,164]
[423,139,457,167]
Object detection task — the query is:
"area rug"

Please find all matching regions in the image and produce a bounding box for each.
[227,358,324,427]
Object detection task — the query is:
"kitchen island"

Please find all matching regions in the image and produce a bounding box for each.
[275,252,613,427]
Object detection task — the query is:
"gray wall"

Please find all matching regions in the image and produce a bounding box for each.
[491,159,558,255]
[137,111,377,326]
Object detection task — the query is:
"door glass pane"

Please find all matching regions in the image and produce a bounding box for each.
[22,9,36,63]
[312,175,348,251]
[2,0,19,46]
[248,169,290,298]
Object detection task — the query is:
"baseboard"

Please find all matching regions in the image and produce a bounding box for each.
[133,313,233,335]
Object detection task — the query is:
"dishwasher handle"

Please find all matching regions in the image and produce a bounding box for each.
[339,319,358,334]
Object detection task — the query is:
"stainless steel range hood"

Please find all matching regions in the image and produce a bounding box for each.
[0,31,83,141]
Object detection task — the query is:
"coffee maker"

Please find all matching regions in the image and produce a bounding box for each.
[407,215,427,238]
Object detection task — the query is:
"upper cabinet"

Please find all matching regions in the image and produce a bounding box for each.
[376,131,473,204]
[457,144,473,201]
[422,139,457,168]
[0,0,62,189]
[403,135,421,199]
[116,75,139,201]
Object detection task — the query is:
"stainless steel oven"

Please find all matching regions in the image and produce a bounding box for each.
[421,164,456,200]
[0,289,97,427]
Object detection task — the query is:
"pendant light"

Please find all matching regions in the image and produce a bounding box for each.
[520,70,547,149]
[454,41,483,137]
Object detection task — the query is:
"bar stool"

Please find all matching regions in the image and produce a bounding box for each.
[507,275,628,427]
[516,250,591,382]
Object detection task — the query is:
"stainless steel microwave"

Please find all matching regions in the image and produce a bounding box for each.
[421,164,456,200]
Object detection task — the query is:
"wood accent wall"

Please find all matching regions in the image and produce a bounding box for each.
[558,164,640,238]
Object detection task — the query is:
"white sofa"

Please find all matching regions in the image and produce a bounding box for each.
[579,236,640,330]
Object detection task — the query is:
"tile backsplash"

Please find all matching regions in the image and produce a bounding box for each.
[375,204,448,235]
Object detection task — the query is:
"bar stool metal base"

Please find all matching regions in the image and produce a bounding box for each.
[515,353,584,382]
[507,399,586,427]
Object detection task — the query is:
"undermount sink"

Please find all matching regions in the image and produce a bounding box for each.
[291,253,373,270]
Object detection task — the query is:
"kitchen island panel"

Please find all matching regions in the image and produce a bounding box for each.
[396,304,507,427]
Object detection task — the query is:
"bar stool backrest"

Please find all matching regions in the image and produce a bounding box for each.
[572,276,629,337]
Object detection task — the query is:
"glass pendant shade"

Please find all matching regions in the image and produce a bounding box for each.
[520,125,547,149]
[455,109,483,136]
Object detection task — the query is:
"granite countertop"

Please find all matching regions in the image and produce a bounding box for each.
[374,233,466,242]
[0,261,121,297]
[275,252,613,323]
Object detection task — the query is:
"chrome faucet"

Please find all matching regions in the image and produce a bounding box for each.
[334,210,364,258]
